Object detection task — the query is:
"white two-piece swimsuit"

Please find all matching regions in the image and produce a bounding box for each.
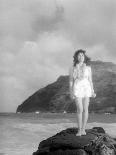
[72,64,92,98]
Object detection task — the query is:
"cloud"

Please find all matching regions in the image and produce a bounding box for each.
[0,0,116,112]
[60,0,116,50]
[0,32,73,112]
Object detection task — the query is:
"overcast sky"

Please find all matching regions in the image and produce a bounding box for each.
[0,0,116,112]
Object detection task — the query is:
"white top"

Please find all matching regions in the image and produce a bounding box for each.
[73,65,91,81]
[69,63,91,82]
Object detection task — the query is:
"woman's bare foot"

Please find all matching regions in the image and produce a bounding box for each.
[81,128,86,135]
[76,129,82,136]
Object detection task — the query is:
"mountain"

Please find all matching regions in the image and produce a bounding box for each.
[16,60,116,113]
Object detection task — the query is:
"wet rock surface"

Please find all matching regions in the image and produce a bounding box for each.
[33,127,116,155]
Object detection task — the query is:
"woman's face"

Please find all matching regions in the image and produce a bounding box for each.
[77,52,85,63]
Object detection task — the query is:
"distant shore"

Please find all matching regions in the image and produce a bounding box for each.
[0,112,116,124]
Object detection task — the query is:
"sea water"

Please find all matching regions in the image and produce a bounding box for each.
[0,112,116,155]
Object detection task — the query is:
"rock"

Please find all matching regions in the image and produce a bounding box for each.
[92,127,105,134]
[33,127,116,155]
[33,149,87,155]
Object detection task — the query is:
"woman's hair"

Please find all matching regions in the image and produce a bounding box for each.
[73,49,91,67]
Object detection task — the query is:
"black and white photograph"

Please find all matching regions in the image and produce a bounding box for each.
[0,0,116,154]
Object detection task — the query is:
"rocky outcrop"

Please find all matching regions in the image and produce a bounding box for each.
[16,60,116,113]
[33,127,116,155]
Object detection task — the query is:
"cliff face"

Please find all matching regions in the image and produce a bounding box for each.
[16,60,116,113]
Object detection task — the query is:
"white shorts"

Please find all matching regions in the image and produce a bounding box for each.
[73,79,92,98]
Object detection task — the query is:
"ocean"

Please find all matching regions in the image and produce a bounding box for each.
[0,112,116,155]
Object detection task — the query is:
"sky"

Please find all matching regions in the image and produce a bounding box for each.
[0,0,116,112]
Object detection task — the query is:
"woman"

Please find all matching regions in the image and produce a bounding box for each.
[69,49,96,136]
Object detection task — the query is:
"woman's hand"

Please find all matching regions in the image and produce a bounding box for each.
[91,91,96,98]
[70,90,75,100]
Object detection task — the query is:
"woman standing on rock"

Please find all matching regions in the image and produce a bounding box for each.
[69,49,96,136]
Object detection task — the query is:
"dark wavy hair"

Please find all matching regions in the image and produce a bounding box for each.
[73,49,91,67]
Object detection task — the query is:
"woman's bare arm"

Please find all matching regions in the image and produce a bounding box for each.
[88,66,94,93]
[69,65,74,88]
[68,65,75,98]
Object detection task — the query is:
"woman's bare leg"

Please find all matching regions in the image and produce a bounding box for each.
[82,97,90,134]
[75,97,83,136]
